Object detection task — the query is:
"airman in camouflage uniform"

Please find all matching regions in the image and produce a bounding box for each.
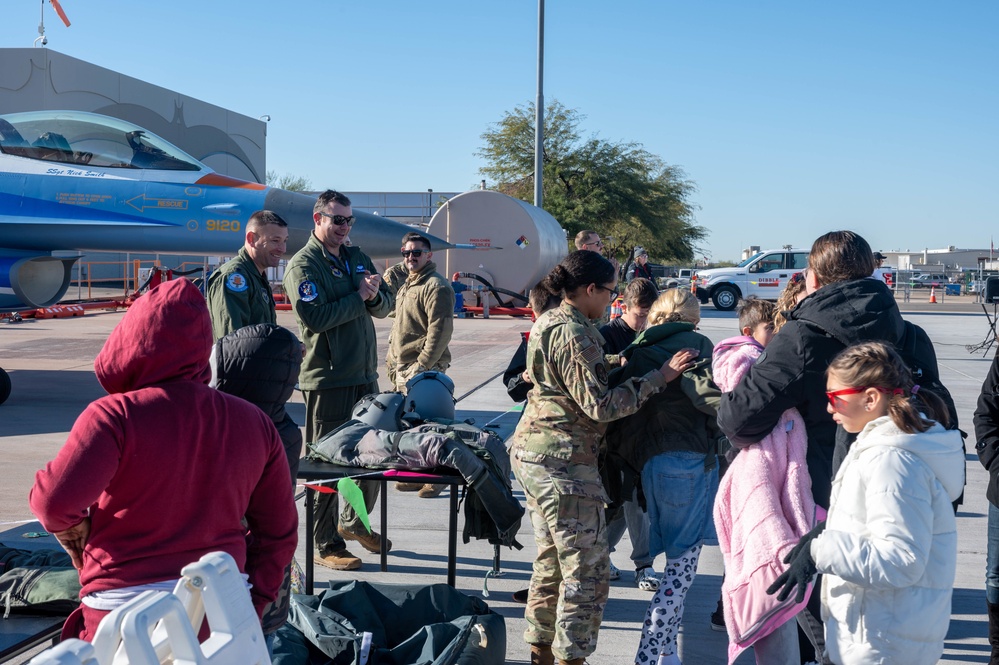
[510,300,668,664]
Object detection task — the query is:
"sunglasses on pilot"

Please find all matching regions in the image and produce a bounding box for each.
[319,212,355,226]
[401,249,425,258]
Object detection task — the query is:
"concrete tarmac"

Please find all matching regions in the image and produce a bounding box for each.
[1,293,996,664]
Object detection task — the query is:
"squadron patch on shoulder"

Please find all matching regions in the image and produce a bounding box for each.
[225,273,249,293]
[595,363,608,385]
[298,280,319,302]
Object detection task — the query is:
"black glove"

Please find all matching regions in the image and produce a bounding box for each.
[766,520,826,603]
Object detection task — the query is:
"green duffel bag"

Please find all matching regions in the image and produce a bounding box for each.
[0,545,81,617]
[272,581,505,665]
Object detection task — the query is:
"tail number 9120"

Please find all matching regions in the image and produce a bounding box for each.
[206,219,242,232]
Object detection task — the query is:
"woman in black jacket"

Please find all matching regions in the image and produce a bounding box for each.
[976,351,999,665]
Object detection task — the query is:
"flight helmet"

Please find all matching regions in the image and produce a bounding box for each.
[404,371,456,422]
[351,391,406,431]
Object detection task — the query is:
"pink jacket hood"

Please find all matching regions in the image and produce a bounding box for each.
[95,279,212,394]
[711,336,763,393]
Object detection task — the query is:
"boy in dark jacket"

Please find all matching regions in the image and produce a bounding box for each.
[598,278,660,590]
[212,322,303,639]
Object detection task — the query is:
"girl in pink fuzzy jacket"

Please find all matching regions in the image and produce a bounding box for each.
[712,297,820,665]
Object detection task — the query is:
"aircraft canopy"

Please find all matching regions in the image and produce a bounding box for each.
[0,111,205,172]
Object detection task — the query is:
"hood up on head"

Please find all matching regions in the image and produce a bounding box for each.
[95,279,213,395]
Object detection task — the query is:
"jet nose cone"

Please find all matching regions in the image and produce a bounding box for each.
[263,188,317,256]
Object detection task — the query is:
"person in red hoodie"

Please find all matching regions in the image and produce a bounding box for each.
[30,278,299,641]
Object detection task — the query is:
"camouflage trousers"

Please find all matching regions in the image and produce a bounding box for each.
[511,449,610,661]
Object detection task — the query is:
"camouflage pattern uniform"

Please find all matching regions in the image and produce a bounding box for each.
[510,301,667,662]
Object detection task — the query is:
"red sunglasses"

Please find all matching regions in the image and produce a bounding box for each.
[826,386,902,408]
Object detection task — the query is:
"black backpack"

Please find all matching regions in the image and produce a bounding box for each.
[833,320,966,508]
[896,320,959,431]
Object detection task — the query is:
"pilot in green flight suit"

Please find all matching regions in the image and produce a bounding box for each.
[206,210,288,340]
[283,190,394,572]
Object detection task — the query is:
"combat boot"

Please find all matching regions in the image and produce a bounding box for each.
[529,644,554,665]
[989,601,999,664]
[557,659,586,665]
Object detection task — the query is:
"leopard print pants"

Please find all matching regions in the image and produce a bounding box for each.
[634,544,702,664]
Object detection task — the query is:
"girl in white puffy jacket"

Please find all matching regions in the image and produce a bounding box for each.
[803,341,965,665]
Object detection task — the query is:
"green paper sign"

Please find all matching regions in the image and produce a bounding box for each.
[337,477,371,533]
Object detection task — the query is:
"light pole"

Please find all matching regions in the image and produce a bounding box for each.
[534,0,544,209]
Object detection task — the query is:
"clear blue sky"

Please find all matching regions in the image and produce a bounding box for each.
[5,1,996,263]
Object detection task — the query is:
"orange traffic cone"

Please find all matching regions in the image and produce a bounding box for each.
[610,297,624,319]
[929,286,937,304]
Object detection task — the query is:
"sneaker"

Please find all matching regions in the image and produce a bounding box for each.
[337,526,392,553]
[635,566,659,591]
[417,483,444,498]
[709,598,726,632]
[315,548,361,570]
[608,562,621,581]
[395,481,423,491]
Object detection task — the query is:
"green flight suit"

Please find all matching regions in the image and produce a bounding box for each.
[284,234,393,391]
[206,247,276,340]
[284,233,393,554]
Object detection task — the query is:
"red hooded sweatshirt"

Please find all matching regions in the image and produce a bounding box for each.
[30,278,298,619]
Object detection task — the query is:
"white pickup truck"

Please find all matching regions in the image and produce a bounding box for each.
[693,248,809,311]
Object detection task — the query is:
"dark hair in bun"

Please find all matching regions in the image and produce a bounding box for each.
[541,250,615,298]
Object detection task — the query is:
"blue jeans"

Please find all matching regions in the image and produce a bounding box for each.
[988,502,999,605]
[641,451,719,559]
[606,489,653,570]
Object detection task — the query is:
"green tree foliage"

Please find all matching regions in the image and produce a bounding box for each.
[266,170,313,192]
[476,101,705,263]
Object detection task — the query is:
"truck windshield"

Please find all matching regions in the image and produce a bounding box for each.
[737,253,762,268]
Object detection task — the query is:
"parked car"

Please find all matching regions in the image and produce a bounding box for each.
[909,273,948,289]
[658,268,693,290]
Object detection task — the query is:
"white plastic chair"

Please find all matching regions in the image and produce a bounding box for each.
[31,552,269,665]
